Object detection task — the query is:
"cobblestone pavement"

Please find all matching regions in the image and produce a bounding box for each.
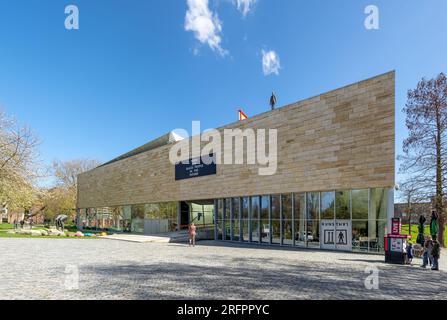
[0,238,446,300]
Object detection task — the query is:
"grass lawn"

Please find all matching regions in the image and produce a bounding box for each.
[401,224,447,246]
[0,223,13,230]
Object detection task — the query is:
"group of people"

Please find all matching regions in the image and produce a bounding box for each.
[403,237,441,271]
[420,236,441,271]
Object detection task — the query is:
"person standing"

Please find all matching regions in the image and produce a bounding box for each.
[431,240,441,271]
[13,219,17,230]
[427,238,434,267]
[421,237,431,268]
[188,223,197,247]
[403,240,408,264]
[406,242,414,264]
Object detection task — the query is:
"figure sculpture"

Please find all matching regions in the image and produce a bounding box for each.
[416,215,426,246]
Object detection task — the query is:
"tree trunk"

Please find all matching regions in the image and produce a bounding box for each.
[439,214,445,247]
[435,106,445,247]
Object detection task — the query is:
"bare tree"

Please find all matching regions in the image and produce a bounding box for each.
[43,159,101,222]
[399,73,447,246]
[52,159,101,190]
[0,110,40,215]
[397,179,427,237]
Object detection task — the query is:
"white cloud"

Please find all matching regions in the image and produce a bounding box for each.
[261,50,281,76]
[235,0,257,17]
[185,0,228,56]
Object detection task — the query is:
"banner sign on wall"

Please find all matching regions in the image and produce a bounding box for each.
[175,154,217,181]
[320,220,352,251]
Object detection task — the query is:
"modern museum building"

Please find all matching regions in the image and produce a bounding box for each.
[77,71,395,253]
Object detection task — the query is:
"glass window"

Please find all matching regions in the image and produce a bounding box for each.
[131,204,145,234]
[307,220,320,247]
[122,205,131,232]
[307,192,320,220]
[295,193,305,220]
[352,220,369,251]
[283,220,293,245]
[261,218,270,243]
[232,198,240,221]
[242,197,249,220]
[294,219,306,246]
[251,197,260,242]
[370,188,388,220]
[251,219,260,243]
[321,192,335,220]
[352,189,368,220]
[251,196,259,220]
[369,220,387,252]
[336,190,350,220]
[145,203,160,220]
[224,198,231,221]
[260,196,269,220]
[272,220,281,244]
[282,195,292,220]
[231,198,239,241]
[217,199,224,221]
[271,195,281,220]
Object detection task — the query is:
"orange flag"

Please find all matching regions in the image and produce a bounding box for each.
[238,109,248,121]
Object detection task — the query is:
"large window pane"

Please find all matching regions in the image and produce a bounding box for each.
[145,204,160,220]
[307,220,320,247]
[321,192,335,219]
[224,199,231,221]
[352,189,368,220]
[217,199,223,221]
[271,195,280,220]
[131,204,145,233]
[251,197,260,242]
[241,219,249,242]
[282,195,292,220]
[232,198,240,241]
[369,220,387,252]
[123,205,131,232]
[352,220,369,251]
[294,219,306,246]
[261,219,269,243]
[307,192,320,220]
[260,196,269,243]
[370,188,388,220]
[261,196,269,220]
[242,197,249,220]
[272,220,281,244]
[295,193,306,220]
[251,219,260,243]
[336,190,350,220]
[283,220,293,245]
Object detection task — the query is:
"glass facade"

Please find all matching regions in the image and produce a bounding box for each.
[78,202,178,234]
[214,188,390,252]
[78,188,390,253]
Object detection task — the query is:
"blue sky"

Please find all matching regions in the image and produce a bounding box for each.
[0,0,446,187]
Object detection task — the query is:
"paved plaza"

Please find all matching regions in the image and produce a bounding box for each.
[0,238,446,300]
